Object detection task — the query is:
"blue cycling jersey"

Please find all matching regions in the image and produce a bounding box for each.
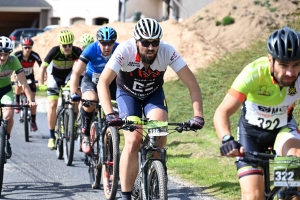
[79,41,119,80]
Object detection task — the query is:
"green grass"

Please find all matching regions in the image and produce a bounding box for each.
[154,20,300,199]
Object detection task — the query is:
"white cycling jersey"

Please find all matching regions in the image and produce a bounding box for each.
[106,38,186,100]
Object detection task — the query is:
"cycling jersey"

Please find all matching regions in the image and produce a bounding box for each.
[0,55,24,87]
[43,46,82,79]
[229,56,300,130]
[79,41,119,84]
[13,50,42,78]
[106,38,186,100]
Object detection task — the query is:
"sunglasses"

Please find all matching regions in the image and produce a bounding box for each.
[139,40,160,47]
[99,41,115,46]
[23,46,32,50]
[62,44,72,48]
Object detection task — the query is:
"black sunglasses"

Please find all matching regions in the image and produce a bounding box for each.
[23,46,32,50]
[99,41,115,46]
[139,40,160,47]
[62,44,72,48]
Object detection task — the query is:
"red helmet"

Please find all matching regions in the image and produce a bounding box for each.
[21,37,34,46]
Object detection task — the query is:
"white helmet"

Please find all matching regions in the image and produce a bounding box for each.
[0,36,13,53]
[133,18,163,40]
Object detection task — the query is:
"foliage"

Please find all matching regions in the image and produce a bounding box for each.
[221,16,235,26]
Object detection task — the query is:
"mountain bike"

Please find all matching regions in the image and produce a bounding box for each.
[80,99,119,200]
[42,86,76,166]
[238,150,300,199]
[0,103,29,196]
[14,79,38,142]
[109,116,193,200]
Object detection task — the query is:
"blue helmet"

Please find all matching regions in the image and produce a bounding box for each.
[97,26,117,41]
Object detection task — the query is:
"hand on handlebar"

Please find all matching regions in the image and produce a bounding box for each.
[105,113,123,126]
[220,140,244,157]
[188,116,205,130]
[70,93,81,103]
[38,84,48,91]
[28,101,38,108]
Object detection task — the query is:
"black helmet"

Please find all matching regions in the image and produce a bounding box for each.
[267,26,300,61]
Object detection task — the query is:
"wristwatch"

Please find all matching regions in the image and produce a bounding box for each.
[222,134,234,144]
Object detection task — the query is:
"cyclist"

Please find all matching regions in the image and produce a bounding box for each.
[70,27,118,154]
[13,37,42,131]
[214,26,300,200]
[97,18,205,200]
[0,36,37,158]
[38,30,82,150]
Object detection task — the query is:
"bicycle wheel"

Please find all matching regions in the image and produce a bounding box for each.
[24,107,29,142]
[0,126,5,195]
[55,106,63,159]
[76,114,82,152]
[147,160,168,200]
[102,126,120,200]
[63,108,75,166]
[88,122,101,189]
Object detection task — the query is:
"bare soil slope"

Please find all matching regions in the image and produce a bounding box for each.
[14,0,299,81]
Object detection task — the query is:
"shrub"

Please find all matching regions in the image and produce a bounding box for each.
[221,16,235,26]
[215,21,222,26]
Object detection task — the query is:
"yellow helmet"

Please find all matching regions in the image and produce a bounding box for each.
[80,34,94,48]
[57,30,74,44]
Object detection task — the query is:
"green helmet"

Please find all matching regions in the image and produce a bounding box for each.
[80,33,94,48]
[57,30,74,44]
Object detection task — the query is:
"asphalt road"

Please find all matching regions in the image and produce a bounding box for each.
[0,97,219,200]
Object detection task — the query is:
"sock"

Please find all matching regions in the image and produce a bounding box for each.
[49,129,55,138]
[121,191,132,200]
[7,133,10,140]
[15,94,20,104]
[31,115,36,123]
[80,108,93,136]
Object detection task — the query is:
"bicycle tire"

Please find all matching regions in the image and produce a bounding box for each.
[147,160,168,200]
[55,106,63,159]
[24,107,29,142]
[0,126,5,196]
[63,108,75,166]
[88,122,101,189]
[102,126,120,200]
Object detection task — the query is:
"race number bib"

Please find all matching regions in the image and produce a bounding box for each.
[92,72,100,84]
[245,103,288,130]
[24,68,33,76]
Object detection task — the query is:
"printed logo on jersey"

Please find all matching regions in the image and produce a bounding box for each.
[257,85,273,96]
[127,68,164,78]
[288,86,297,96]
[257,105,289,115]
[115,54,124,64]
[170,52,178,61]
[128,62,140,67]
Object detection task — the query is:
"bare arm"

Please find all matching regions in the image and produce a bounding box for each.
[70,60,86,95]
[38,63,47,85]
[213,93,242,141]
[97,67,117,114]
[176,65,203,117]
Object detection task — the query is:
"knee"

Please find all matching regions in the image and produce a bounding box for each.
[124,137,141,154]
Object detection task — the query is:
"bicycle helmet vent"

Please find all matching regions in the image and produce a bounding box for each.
[133,18,163,40]
[0,36,13,53]
[21,37,34,46]
[96,26,117,41]
[267,26,300,61]
[80,34,94,47]
[57,30,74,44]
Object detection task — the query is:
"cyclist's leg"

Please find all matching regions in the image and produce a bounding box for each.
[1,85,16,158]
[29,78,37,130]
[237,120,277,200]
[144,88,168,155]
[80,75,97,153]
[14,84,22,113]
[47,74,63,149]
[274,117,300,157]
[117,89,143,194]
